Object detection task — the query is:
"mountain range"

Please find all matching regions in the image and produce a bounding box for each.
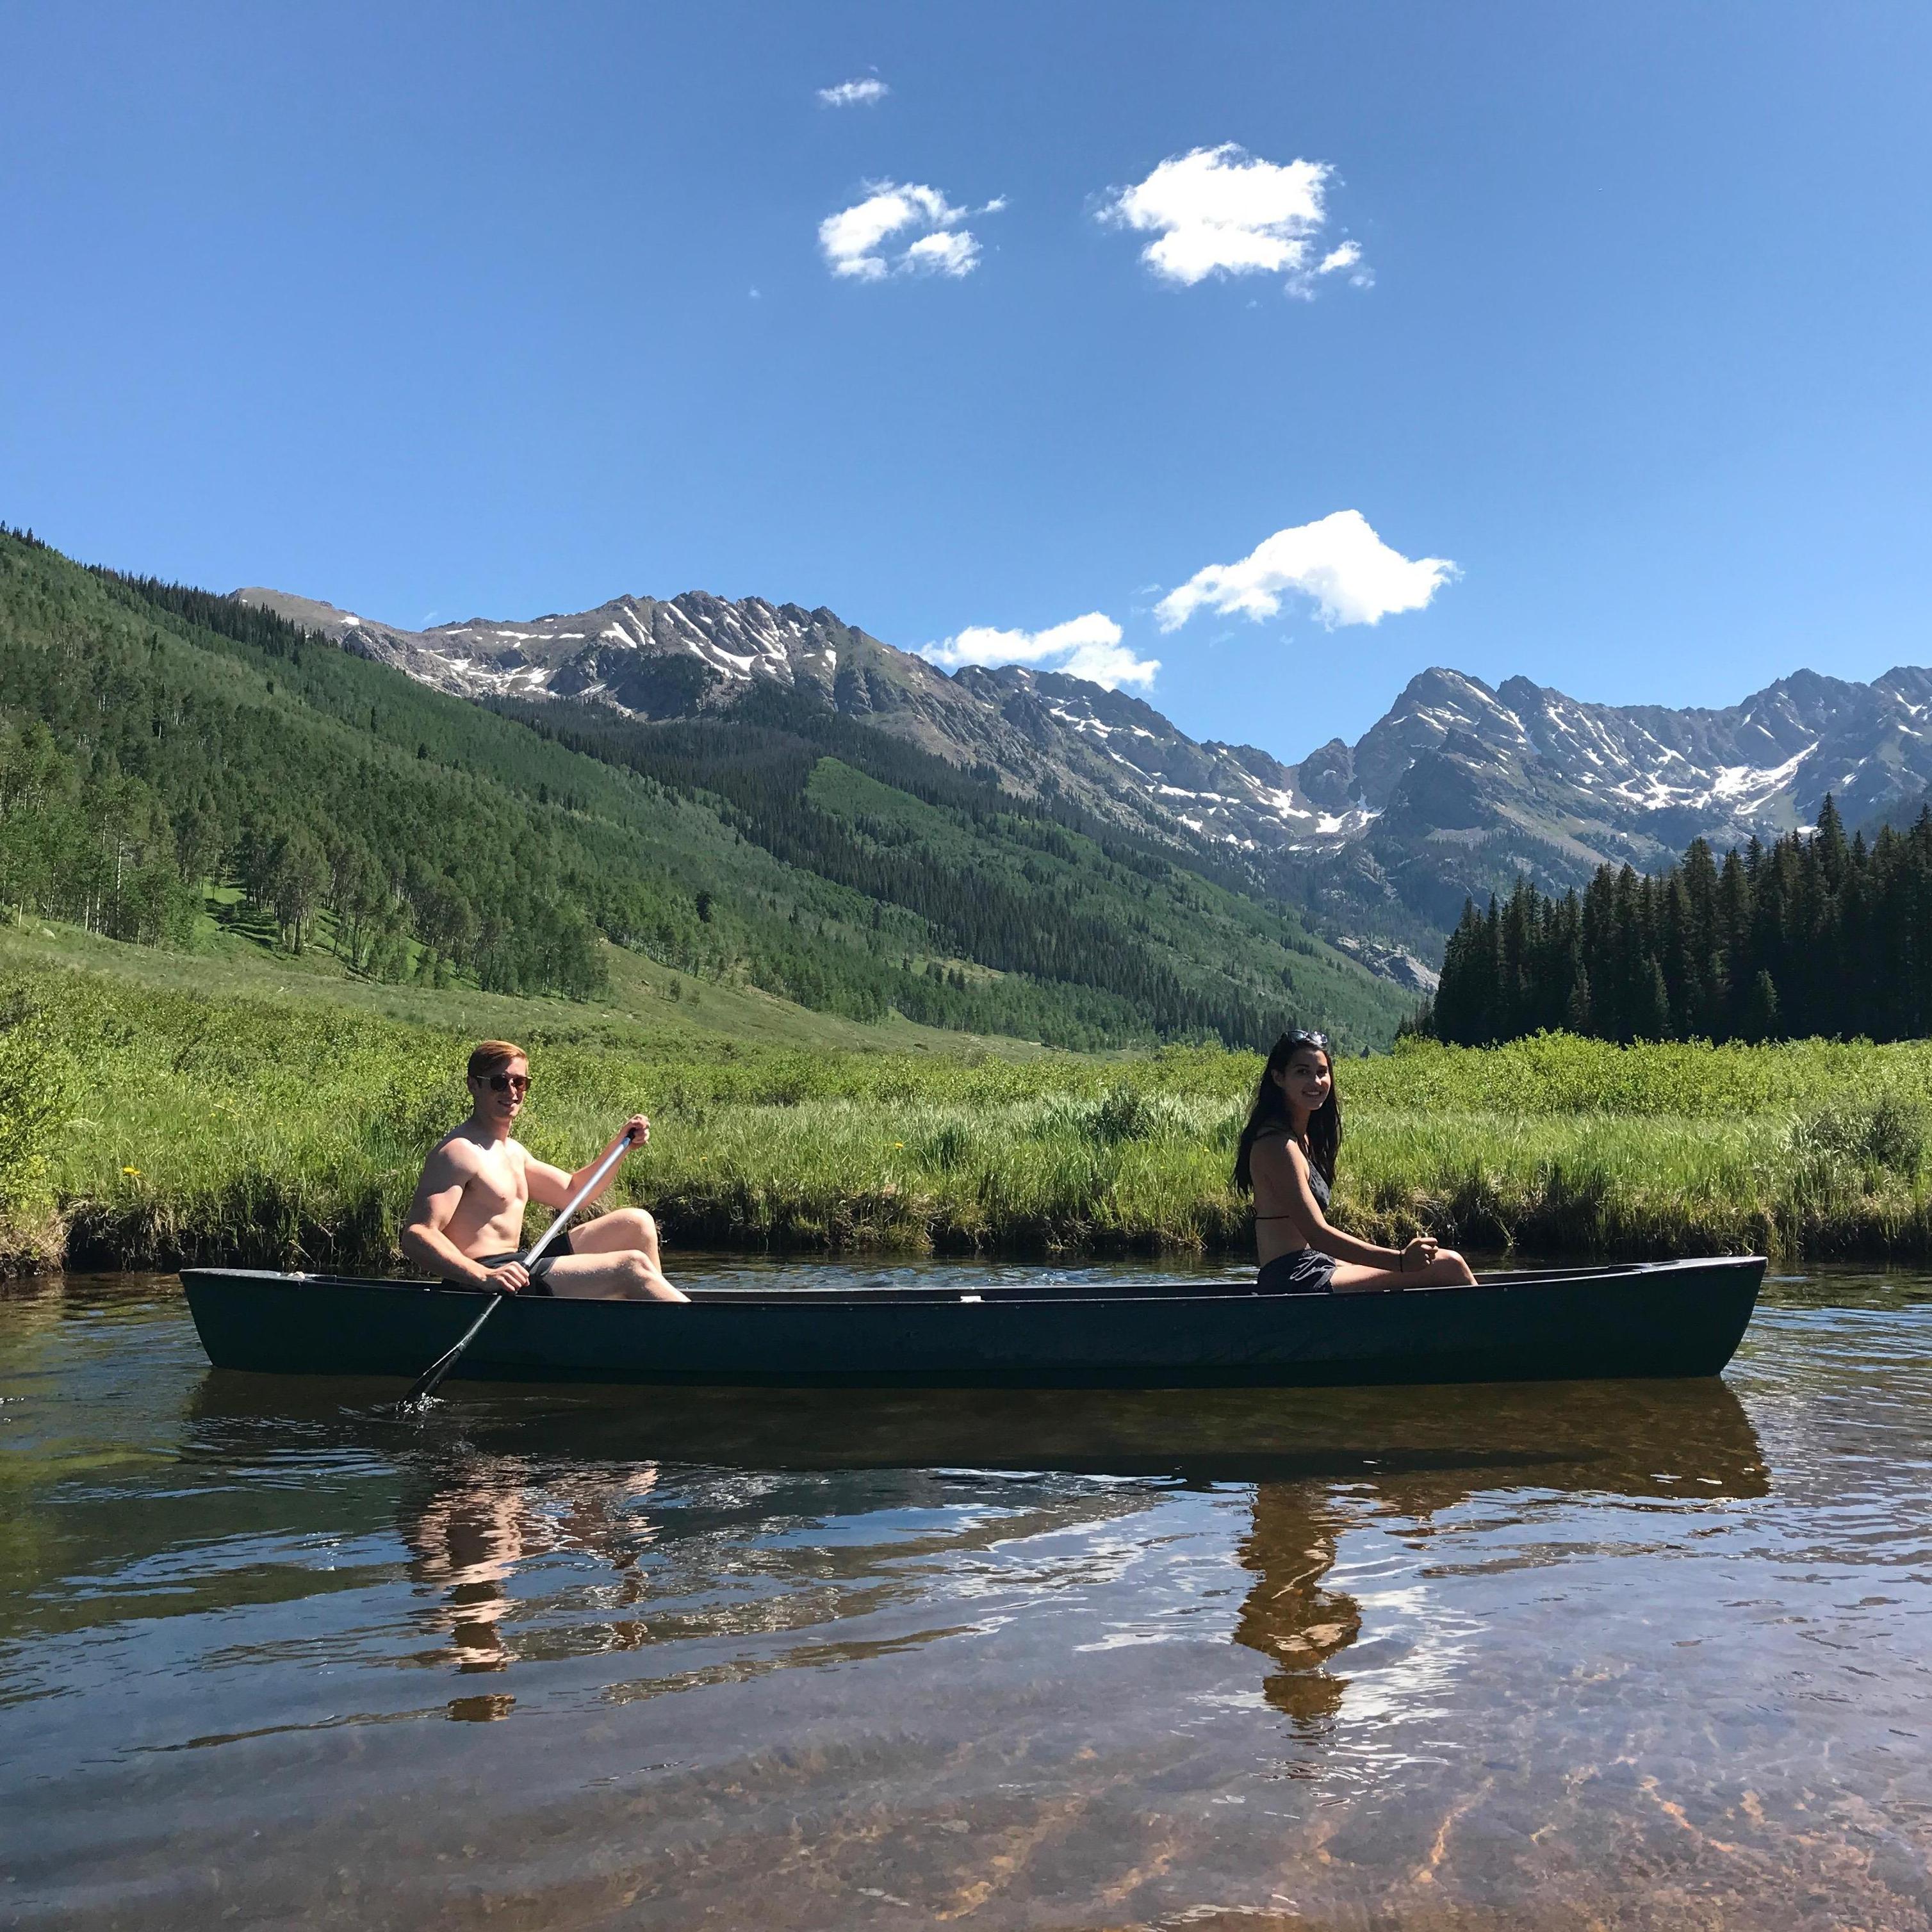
[241,584,1932,983]
[1,526,1425,1054]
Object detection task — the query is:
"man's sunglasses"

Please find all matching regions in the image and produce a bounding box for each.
[485,1072,531,1093]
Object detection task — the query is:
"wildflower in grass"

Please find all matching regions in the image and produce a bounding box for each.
[122,1166,140,1178]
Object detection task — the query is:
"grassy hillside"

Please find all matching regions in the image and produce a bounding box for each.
[0,915,1044,1060]
[0,527,1410,1050]
[5,932,1929,1273]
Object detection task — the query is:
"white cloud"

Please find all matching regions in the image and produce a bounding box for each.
[1095,143,1367,295]
[921,612,1159,691]
[819,181,999,281]
[1155,511,1456,632]
[904,229,978,277]
[1317,239,1373,288]
[817,78,889,107]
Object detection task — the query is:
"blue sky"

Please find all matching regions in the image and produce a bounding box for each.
[4,2,1929,759]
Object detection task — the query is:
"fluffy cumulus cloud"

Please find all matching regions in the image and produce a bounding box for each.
[921,612,1158,691]
[1156,511,1456,632]
[1096,143,1369,294]
[819,183,1003,281]
[817,77,889,107]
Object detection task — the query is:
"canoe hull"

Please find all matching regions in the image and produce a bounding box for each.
[180,1257,1765,1390]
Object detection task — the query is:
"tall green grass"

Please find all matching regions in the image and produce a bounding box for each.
[10,962,1932,1272]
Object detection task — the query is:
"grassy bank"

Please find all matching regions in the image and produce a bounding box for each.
[7,935,1932,1273]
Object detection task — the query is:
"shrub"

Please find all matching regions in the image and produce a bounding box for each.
[1787,1088,1932,1190]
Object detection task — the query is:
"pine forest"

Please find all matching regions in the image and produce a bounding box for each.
[1423,797,1932,1046]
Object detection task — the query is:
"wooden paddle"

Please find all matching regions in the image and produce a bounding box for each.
[400,1124,639,1411]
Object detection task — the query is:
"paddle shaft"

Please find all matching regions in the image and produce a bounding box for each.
[402,1126,638,1407]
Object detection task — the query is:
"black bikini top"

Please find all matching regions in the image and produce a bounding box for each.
[1251,1129,1331,1216]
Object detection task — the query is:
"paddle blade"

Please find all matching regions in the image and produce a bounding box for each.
[400,1293,503,1411]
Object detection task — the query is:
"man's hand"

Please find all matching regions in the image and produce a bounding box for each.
[1400,1236,1438,1273]
[480,1259,530,1295]
[623,1113,650,1148]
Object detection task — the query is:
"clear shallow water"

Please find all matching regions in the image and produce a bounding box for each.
[2,1259,1929,1931]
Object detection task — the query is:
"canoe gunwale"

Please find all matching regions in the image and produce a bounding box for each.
[181,1254,1768,1311]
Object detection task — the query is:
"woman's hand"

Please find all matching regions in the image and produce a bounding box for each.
[1400,1236,1438,1273]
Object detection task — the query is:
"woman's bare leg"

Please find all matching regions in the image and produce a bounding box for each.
[1327,1248,1477,1294]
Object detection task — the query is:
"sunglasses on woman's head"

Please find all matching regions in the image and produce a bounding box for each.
[1279,1030,1330,1054]
[486,1072,531,1093]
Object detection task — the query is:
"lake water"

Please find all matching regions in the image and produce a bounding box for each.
[3,1259,1929,1931]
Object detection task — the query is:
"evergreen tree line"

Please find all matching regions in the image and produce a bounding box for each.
[506,684,1269,908]
[0,718,199,947]
[0,548,680,999]
[505,696,1335,1049]
[1421,798,1932,1045]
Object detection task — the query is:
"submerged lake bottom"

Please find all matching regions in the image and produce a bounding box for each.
[3,1258,1929,1931]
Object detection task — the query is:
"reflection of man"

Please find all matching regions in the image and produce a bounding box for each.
[404,1458,661,1674]
[399,1040,687,1300]
[406,1473,534,1673]
[1233,1484,1363,1732]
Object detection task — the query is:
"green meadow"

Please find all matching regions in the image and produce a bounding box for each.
[6,921,1932,1275]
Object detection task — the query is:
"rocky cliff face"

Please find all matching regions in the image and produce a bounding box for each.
[237,585,1932,971]
[1295,663,1932,937]
[235,587,1304,840]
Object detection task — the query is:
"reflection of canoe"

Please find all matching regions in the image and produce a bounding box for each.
[181,1256,1764,1391]
[189,1372,1769,1498]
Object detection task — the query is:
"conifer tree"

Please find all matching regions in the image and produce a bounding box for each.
[1426,794,1932,1046]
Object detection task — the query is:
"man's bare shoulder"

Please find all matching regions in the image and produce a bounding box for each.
[422,1128,491,1181]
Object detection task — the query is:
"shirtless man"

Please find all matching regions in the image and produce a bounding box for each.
[398,1040,688,1302]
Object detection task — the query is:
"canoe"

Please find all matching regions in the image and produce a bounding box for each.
[179,1256,1765,1391]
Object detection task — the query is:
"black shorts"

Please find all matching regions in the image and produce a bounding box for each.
[448,1229,574,1296]
[1257,1247,1338,1295]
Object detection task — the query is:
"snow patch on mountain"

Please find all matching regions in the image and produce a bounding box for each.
[236,583,1932,981]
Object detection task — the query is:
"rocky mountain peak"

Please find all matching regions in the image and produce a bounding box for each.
[237,580,1932,976]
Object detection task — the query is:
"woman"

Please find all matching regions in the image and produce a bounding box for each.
[1235,1029,1477,1295]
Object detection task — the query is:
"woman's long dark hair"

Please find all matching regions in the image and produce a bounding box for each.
[1233,1031,1341,1193]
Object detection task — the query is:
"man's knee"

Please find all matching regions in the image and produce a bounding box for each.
[610,1207,657,1243]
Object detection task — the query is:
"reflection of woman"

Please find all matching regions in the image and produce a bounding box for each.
[402,1459,659,1673]
[1232,1482,1362,1732]
[1236,1029,1476,1295]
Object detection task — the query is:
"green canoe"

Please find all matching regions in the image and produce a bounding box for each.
[181,1255,1765,1391]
